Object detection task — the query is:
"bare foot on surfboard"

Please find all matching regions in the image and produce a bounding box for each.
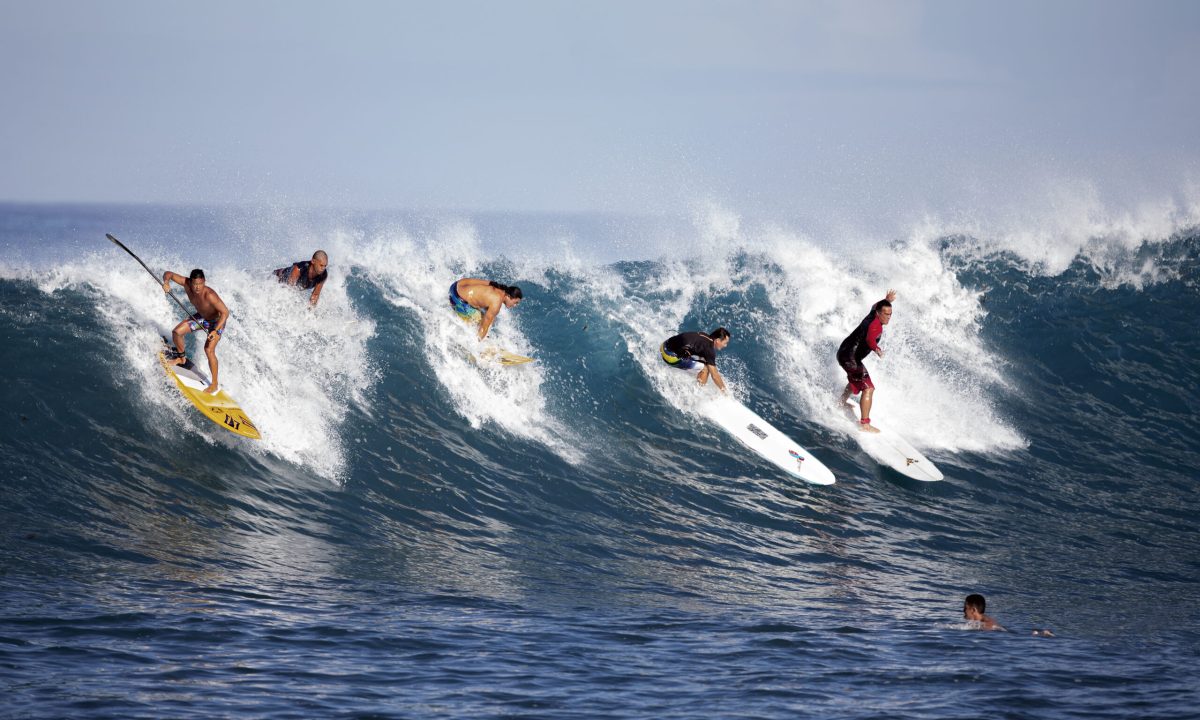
[203,383,220,395]
[858,422,881,434]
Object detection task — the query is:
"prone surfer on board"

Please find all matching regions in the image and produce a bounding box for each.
[273,250,329,307]
[162,269,229,395]
[450,278,523,341]
[837,290,896,433]
[660,328,731,393]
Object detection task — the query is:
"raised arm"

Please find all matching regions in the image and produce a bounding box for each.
[162,270,187,292]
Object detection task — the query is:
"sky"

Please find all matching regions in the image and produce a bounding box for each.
[1,0,1198,229]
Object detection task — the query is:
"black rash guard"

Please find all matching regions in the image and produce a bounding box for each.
[837,301,885,365]
[274,260,327,290]
[663,332,718,366]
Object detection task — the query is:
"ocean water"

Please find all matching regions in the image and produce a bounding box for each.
[1,202,1198,719]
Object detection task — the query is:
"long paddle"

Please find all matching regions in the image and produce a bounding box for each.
[106,233,209,336]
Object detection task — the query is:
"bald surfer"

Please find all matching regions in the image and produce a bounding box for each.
[274,250,329,307]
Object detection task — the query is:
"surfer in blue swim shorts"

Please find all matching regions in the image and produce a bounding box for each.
[661,328,730,393]
[450,278,523,341]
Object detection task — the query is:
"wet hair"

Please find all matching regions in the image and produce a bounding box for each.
[489,281,522,300]
[965,594,986,613]
[313,250,328,263]
[710,327,731,341]
[875,299,892,313]
[189,269,206,281]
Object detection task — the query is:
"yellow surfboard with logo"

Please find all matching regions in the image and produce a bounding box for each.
[158,351,261,440]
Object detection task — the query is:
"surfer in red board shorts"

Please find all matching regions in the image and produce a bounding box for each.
[836,289,896,433]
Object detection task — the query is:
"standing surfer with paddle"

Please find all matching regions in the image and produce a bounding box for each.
[162,269,229,395]
[450,278,523,341]
[837,289,897,433]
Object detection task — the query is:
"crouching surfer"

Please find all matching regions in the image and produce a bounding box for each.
[660,328,731,393]
[449,278,523,341]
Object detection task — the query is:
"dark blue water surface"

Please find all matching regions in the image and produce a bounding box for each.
[1,203,1198,719]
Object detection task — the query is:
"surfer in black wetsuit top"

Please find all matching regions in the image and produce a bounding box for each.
[274,250,329,307]
[837,289,896,433]
[661,327,731,393]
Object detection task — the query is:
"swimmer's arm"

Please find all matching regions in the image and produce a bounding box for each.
[287,264,302,286]
[309,279,324,308]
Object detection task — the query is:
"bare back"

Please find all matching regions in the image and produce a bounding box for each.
[455,278,505,312]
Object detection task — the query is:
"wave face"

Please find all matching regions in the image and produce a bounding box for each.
[2,203,1199,719]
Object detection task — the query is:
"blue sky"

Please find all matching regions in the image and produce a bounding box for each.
[2,0,1197,225]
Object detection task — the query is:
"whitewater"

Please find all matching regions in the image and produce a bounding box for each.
[1,201,1198,719]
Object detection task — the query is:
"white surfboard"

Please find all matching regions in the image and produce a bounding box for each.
[842,400,942,481]
[701,396,836,485]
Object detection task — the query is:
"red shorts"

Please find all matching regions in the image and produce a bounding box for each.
[840,359,874,395]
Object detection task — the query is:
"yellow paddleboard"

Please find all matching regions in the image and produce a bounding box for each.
[158,352,261,439]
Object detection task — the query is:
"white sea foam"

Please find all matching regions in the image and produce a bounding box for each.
[758,226,1026,454]
[37,246,375,483]
[347,222,585,465]
[591,203,1028,455]
[906,179,1200,287]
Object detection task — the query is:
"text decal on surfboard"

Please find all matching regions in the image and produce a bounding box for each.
[746,423,768,440]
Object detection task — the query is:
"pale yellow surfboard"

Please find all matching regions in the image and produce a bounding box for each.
[473,346,534,366]
[158,352,261,439]
[456,314,534,366]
